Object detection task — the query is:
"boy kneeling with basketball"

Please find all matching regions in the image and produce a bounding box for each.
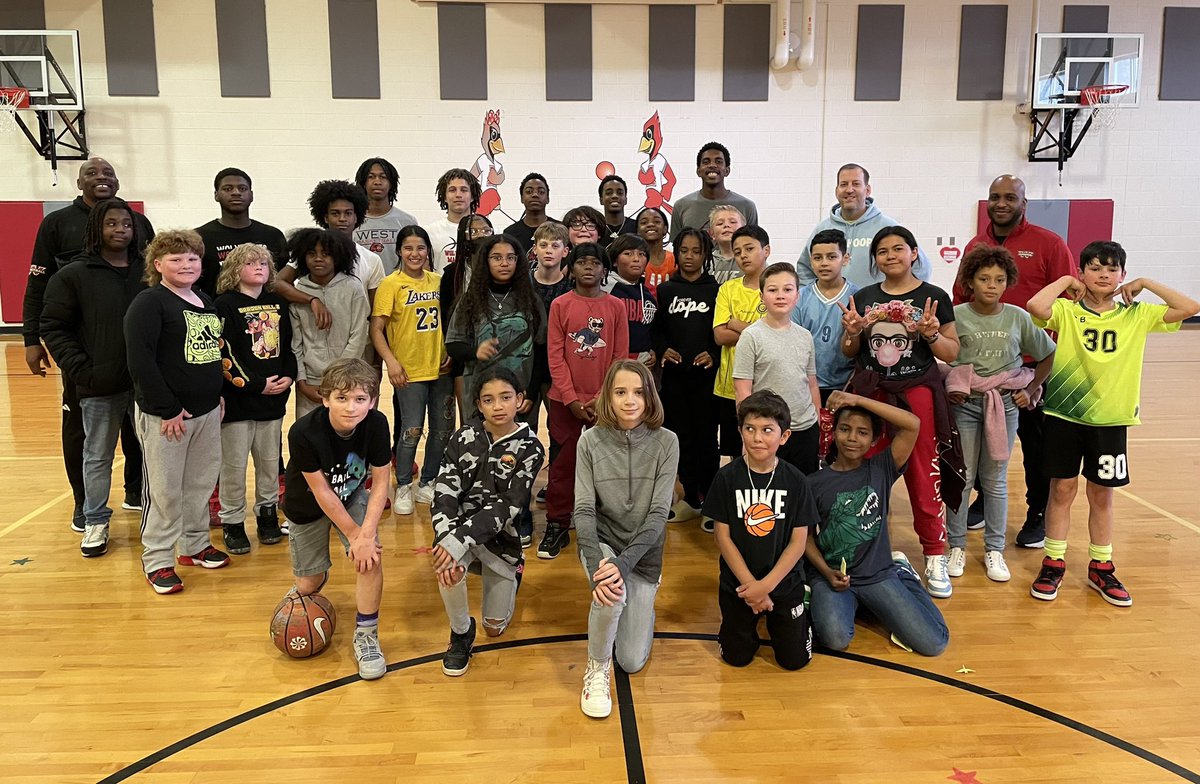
[283,358,391,680]
[702,390,819,670]
[430,367,545,676]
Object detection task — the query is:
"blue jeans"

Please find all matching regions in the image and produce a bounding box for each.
[809,565,949,657]
[79,391,135,526]
[949,395,1017,552]
[583,543,659,672]
[394,376,454,486]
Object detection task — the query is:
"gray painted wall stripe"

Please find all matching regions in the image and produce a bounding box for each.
[649,5,695,102]
[957,5,1007,101]
[102,0,159,97]
[1161,7,1200,100]
[438,3,487,101]
[1062,5,1109,33]
[328,0,381,99]
[722,4,769,102]
[1026,200,1070,240]
[0,1,47,28]
[855,5,904,101]
[215,0,271,98]
[42,201,70,219]
[545,4,591,101]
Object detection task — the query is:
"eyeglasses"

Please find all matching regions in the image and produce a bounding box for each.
[469,226,493,237]
[568,220,596,231]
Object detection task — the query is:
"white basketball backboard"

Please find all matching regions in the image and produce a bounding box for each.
[1032,33,1143,110]
[0,30,83,111]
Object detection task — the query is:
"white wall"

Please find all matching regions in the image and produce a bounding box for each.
[4,0,1198,308]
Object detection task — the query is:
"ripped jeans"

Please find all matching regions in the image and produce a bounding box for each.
[394,375,455,486]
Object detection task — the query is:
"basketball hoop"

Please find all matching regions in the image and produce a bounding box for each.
[0,86,30,137]
[1080,84,1129,130]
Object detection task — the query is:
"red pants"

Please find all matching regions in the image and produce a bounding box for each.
[546,400,588,529]
[867,384,947,556]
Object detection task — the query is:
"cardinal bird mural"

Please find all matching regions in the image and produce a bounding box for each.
[472,109,505,216]
[637,111,675,214]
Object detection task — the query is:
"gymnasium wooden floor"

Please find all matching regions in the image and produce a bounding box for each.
[2,334,1199,784]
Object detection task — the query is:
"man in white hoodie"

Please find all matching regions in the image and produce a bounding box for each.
[795,164,932,289]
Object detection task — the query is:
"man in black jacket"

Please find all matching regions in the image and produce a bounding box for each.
[41,198,149,557]
[22,157,154,531]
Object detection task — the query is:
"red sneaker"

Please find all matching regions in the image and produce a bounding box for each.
[1088,560,1133,607]
[147,567,184,594]
[178,545,231,569]
[1030,557,1066,601]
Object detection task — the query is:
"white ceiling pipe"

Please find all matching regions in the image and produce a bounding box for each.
[794,0,816,71]
[771,0,791,69]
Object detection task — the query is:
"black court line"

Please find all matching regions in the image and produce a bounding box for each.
[98,631,1200,784]
[614,668,647,784]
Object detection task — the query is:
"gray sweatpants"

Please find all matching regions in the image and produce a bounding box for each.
[583,542,660,673]
[218,418,282,523]
[438,546,521,636]
[136,405,222,572]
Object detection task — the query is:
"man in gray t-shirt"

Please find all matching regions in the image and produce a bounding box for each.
[354,157,419,274]
[669,142,759,237]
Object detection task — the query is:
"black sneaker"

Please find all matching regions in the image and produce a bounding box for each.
[537,525,570,560]
[122,492,143,512]
[222,523,252,555]
[442,617,476,676]
[177,545,231,569]
[256,504,283,545]
[535,487,547,507]
[966,495,985,530]
[1015,512,1046,549]
[147,567,184,594]
[71,503,85,534]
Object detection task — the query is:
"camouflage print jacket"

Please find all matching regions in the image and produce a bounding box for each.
[431,420,546,567]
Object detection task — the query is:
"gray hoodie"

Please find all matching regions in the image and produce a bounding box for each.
[795,198,932,289]
[289,272,370,384]
[574,423,679,587]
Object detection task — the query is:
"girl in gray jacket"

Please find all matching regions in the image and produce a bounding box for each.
[574,360,679,719]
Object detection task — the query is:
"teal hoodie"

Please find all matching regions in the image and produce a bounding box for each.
[795,198,932,289]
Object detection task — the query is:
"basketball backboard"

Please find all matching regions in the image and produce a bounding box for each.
[0,30,83,111]
[1032,33,1142,110]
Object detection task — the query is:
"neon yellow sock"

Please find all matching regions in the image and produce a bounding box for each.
[1088,543,1113,563]
[1044,537,1068,561]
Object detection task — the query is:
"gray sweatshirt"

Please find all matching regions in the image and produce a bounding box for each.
[573,423,679,587]
[289,272,370,384]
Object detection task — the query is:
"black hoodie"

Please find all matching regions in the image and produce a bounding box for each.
[650,270,720,365]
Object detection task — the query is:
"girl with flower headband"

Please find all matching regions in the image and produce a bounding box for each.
[837,225,965,601]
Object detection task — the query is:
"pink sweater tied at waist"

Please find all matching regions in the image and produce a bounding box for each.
[942,365,1038,462]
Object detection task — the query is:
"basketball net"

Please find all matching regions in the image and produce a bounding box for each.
[0,87,30,137]
[1080,84,1129,130]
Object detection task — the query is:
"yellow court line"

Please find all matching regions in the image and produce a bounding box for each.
[1115,487,1200,536]
[0,457,126,541]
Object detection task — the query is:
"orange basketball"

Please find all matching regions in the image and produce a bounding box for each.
[745,502,777,537]
[270,591,337,658]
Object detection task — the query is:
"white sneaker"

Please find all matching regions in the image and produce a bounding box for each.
[947,547,966,578]
[924,555,953,599]
[580,657,612,718]
[416,482,435,505]
[668,500,700,522]
[352,626,387,680]
[81,524,109,558]
[393,484,414,515]
[984,550,1011,582]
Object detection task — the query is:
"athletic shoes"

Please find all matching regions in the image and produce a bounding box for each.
[353,626,387,680]
[966,495,985,530]
[122,493,143,512]
[256,504,283,545]
[81,524,109,557]
[947,547,966,578]
[580,657,613,718]
[535,487,547,507]
[393,484,414,516]
[147,567,183,594]
[71,503,85,534]
[892,551,921,584]
[1088,560,1133,607]
[416,482,435,506]
[442,618,476,676]
[537,525,570,560]
[700,517,715,534]
[177,545,231,569]
[984,550,1011,582]
[1015,512,1046,549]
[1030,557,1066,601]
[222,523,252,555]
[924,555,953,599]
[668,500,700,523]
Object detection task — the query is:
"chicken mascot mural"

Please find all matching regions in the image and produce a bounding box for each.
[471,109,505,216]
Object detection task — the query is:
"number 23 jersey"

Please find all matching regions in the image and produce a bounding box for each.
[372,270,446,383]
[1034,297,1177,426]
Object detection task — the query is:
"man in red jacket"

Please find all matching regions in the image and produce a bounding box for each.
[955,175,1076,551]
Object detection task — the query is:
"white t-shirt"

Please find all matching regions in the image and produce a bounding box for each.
[354,206,419,274]
[428,216,460,274]
[287,242,384,292]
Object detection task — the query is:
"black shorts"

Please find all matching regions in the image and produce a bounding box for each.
[1042,416,1130,488]
[716,396,740,458]
[777,423,820,475]
[718,586,813,671]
